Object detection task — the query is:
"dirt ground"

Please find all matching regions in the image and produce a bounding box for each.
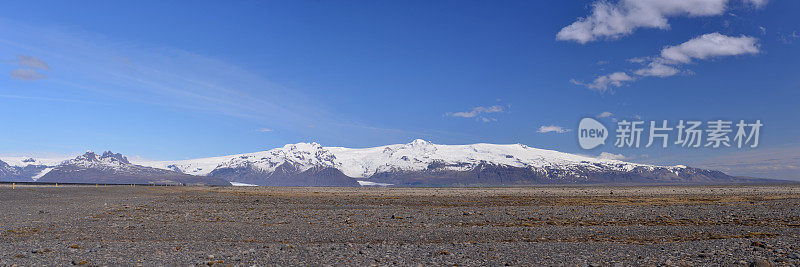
[1,184,799,266]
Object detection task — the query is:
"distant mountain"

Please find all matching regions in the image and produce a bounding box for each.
[2,140,771,186]
[36,151,230,186]
[139,139,753,186]
[0,159,21,181]
[0,157,58,182]
[202,143,357,186]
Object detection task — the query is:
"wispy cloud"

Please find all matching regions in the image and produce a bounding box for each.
[571,72,634,92]
[635,33,759,78]
[537,125,571,134]
[257,128,273,132]
[778,31,799,44]
[746,0,769,8]
[7,55,50,81]
[0,94,102,104]
[0,19,465,149]
[574,33,760,90]
[10,68,46,81]
[633,62,680,77]
[448,106,503,118]
[557,0,766,44]
[597,152,631,161]
[659,33,759,64]
[17,55,50,70]
[446,105,504,122]
[597,111,613,118]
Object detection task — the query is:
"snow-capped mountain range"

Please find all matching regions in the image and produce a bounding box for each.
[136,139,739,186]
[0,140,749,186]
[140,140,625,176]
[0,156,60,182]
[0,151,230,185]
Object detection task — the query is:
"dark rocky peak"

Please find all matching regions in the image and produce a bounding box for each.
[76,151,99,162]
[100,151,130,164]
[73,151,130,164]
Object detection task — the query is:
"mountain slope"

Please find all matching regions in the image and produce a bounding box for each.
[188,143,356,186]
[139,140,748,186]
[38,151,231,186]
[0,158,57,182]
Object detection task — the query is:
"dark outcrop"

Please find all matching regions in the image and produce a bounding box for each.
[37,151,231,186]
[210,162,359,187]
[367,162,745,186]
[0,159,52,182]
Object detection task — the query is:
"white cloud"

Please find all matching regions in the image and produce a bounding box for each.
[257,128,273,132]
[9,55,50,81]
[634,61,680,77]
[537,125,571,134]
[576,33,760,90]
[627,57,648,63]
[557,0,732,43]
[448,105,503,118]
[597,152,631,161]
[446,105,504,122]
[10,69,46,81]
[634,33,759,78]
[660,33,759,64]
[17,55,50,70]
[572,71,634,91]
[597,111,613,118]
[778,31,799,44]
[745,0,768,8]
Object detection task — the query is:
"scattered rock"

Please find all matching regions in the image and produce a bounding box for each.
[750,258,773,267]
[773,258,790,263]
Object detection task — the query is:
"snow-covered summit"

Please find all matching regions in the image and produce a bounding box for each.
[216,142,337,174]
[141,139,646,179]
[0,140,736,185]
[0,156,68,168]
[327,140,638,178]
[68,151,131,168]
[139,142,337,176]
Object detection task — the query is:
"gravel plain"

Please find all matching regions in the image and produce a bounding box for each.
[1,184,799,266]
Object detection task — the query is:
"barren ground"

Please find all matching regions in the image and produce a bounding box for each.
[1,184,799,266]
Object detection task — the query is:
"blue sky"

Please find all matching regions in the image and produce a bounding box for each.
[0,0,798,179]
